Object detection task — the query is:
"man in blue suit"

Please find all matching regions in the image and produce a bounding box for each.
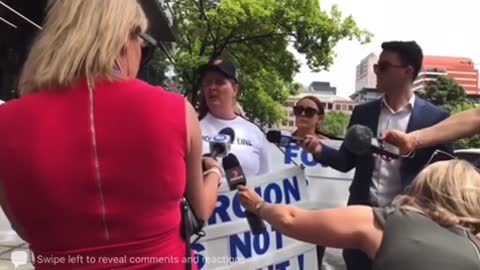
[300,41,453,270]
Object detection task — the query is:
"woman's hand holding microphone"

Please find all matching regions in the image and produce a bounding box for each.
[235,135,329,223]
[238,185,266,216]
[237,135,326,217]
[202,157,223,187]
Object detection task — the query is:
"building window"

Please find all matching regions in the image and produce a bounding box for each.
[426,68,445,73]
[335,104,341,110]
[348,105,354,111]
[426,74,440,79]
[288,121,294,126]
[282,120,288,126]
[288,111,294,117]
[327,103,333,110]
[412,80,424,87]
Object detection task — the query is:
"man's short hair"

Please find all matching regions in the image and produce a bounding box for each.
[381,41,423,81]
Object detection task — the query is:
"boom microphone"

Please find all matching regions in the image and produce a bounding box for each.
[344,124,401,159]
[222,153,267,235]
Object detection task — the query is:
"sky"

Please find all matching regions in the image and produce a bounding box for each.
[293,0,480,99]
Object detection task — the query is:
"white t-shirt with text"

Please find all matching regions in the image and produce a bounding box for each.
[200,113,271,178]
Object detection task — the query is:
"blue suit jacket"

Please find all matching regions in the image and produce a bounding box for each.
[317,96,453,205]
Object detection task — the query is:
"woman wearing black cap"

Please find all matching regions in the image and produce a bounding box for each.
[198,60,271,177]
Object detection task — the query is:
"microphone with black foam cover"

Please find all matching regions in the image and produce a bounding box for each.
[344,124,401,159]
[222,153,267,235]
[266,130,303,147]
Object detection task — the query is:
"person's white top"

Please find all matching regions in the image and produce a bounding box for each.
[200,113,271,178]
[370,95,415,207]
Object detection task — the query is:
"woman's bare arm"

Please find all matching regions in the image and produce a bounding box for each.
[185,101,220,222]
[412,108,480,149]
[258,204,382,257]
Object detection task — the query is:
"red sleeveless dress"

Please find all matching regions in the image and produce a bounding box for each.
[0,79,195,269]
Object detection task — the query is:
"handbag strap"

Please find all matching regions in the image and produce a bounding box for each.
[181,198,193,270]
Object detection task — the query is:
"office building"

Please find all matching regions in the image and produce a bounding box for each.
[350,87,382,103]
[413,56,479,96]
[352,54,480,103]
[355,53,378,92]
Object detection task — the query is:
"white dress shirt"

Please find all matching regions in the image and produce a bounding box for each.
[369,95,415,207]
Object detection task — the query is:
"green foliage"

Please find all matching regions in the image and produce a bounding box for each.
[137,50,170,88]
[450,103,480,149]
[419,75,469,112]
[320,111,350,137]
[147,0,371,126]
[420,75,480,149]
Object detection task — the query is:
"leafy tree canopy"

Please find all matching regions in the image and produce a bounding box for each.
[321,110,350,137]
[141,0,371,126]
[419,75,479,149]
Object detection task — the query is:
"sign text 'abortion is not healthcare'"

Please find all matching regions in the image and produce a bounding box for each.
[192,165,318,270]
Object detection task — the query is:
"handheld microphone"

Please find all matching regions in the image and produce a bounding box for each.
[344,124,401,159]
[222,153,267,235]
[207,127,235,159]
[266,130,303,147]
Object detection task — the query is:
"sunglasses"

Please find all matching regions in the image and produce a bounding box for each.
[425,150,456,166]
[293,106,320,118]
[373,61,406,73]
[403,150,456,193]
[137,32,158,68]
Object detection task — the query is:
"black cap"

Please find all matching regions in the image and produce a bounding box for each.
[199,59,238,82]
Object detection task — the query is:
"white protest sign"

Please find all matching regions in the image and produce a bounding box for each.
[268,140,353,209]
[193,166,318,270]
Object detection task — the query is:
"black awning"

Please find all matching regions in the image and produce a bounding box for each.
[0,0,46,50]
[0,0,175,101]
[139,0,176,43]
[0,0,175,49]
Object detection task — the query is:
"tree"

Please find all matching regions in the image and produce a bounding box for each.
[419,75,480,149]
[138,51,170,88]
[155,0,371,126]
[320,111,350,138]
[419,75,469,112]
[449,102,480,149]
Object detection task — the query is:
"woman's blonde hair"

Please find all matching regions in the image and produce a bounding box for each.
[234,102,245,117]
[18,0,148,95]
[397,160,480,234]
